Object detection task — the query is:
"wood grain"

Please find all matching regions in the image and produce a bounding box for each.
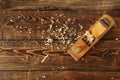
[0,0,120,10]
[0,11,119,41]
[0,41,120,71]
[1,71,120,80]
[0,0,120,79]
[46,71,120,80]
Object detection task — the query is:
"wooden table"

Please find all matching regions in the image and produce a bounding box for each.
[0,0,120,80]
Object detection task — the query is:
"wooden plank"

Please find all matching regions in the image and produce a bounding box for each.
[1,71,120,80]
[0,0,120,10]
[0,41,119,71]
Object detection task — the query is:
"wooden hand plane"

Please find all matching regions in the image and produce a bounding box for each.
[68,14,115,61]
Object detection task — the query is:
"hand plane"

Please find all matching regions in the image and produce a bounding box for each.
[68,14,115,61]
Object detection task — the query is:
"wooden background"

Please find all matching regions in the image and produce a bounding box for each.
[0,0,120,80]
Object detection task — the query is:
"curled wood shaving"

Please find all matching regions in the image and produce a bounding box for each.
[85,31,94,44]
[78,23,83,30]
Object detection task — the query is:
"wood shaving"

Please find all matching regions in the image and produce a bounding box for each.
[9,19,14,22]
[41,55,48,63]
[42,75,47,79]
[115,37,119,40]
[85,31,94,44]
[67,18,71,22]
[78,23,83,30]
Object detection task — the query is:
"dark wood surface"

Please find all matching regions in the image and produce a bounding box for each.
[0,0,120,10]
[0,0,120,80]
